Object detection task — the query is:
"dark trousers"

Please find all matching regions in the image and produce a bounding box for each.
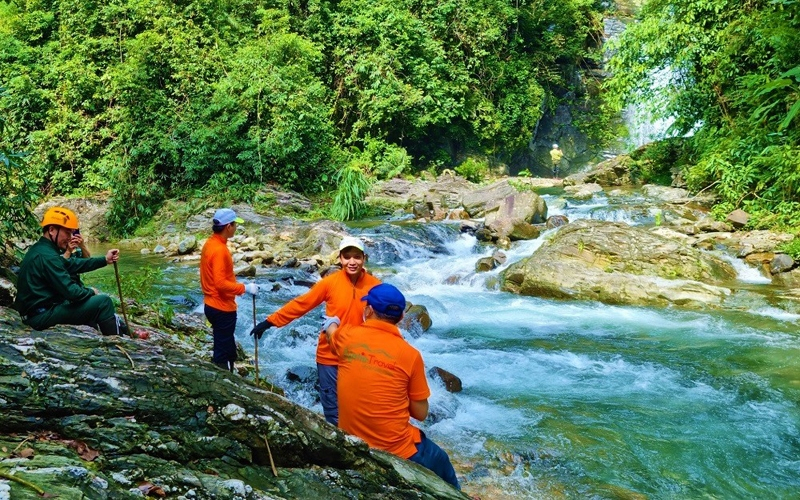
[409,431,460,490]
[204,305,238,372]
[25,295,115,332]
[317,363,339,425]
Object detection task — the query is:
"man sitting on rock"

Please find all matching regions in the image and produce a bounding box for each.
[330,283,461,490]
[15,206,128,336]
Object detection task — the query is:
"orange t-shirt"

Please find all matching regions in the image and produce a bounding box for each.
[333,319,430,459]
[200,233,245,312]
[267,269,381,365]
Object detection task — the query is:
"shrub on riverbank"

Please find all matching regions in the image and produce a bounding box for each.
[606,0,800,232]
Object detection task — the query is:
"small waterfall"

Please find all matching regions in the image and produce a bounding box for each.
[604,16,680,151]
[621,70,677,149]
[715,252,772,284]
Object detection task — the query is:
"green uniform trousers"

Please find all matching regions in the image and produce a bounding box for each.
[24,295,115,332]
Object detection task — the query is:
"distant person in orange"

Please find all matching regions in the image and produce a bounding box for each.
[331,283,460,490]
[250,236,380,425]
[200,208,260,372]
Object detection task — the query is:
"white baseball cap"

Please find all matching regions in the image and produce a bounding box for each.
[338,236,365,254]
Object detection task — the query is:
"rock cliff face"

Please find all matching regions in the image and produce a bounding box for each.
[0,306,466,500]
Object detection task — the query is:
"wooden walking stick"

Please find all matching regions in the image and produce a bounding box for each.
[262,434,278,477]
[253,295,260,387]
[113,260,133,338]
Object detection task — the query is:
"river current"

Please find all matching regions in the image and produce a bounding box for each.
[91,189,800,498]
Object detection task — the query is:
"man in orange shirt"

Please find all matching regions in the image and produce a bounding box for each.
[331,283,460,490]
[200,208,260,372]
[250,236,380,425]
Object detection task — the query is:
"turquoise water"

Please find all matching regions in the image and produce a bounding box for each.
[376,227,800,498]
[86,196,800,498]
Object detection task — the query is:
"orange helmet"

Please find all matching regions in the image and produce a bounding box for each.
[40,206,80,230]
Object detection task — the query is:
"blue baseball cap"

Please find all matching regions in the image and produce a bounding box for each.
[212,208,244,226]
[362,283,406,318]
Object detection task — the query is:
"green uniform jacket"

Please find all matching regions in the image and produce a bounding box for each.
[15,237,107,317]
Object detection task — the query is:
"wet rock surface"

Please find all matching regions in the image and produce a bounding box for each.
[0,306,467,499]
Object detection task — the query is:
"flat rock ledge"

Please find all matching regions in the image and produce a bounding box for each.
[0,306,467,500]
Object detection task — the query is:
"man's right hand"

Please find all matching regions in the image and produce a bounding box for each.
[68,235,81,251]
[105,249,120,264]
[250,319,275,339]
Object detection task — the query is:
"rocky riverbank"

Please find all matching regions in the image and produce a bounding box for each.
[5,162,800,315]
[0,305,468,499]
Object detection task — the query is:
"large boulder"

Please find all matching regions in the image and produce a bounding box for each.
[563,154,635,186]
[563,183,603,200]
[462,180,519,218]
[461,180,547,243]
[727,230,794,258]
[0,306,467,499]
[368,175,473,212]
[35,197,111,242]
[501,219,738,308]
[641,184,692,203]
[482,190,547,242]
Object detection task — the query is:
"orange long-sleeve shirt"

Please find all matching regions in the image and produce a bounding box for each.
[267,269,381,365]
[200,233,245,312]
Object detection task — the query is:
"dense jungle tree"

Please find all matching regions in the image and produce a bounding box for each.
[0,0,607,232]
[0,85,38,269]
[607,0,800,228]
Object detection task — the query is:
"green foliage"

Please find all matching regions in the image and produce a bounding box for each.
[148,296,175,330]
[117,266,163,306]
[455,156,490,183]
[0,86,39,266]
[330,0,606,159]
[508,178,536,193]
[653,210,663,227]
[1,0,610,234]
[362,138,411,180]
[330,159,373,221]
[183,35,338,194]
[607,0,800,230]
[104,265,174,328]
[777,238,800,262]
[629,138,690,185]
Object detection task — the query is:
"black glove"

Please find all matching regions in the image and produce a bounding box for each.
[250,319,275,340]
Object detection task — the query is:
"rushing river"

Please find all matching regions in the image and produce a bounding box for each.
[90,189,800,498]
